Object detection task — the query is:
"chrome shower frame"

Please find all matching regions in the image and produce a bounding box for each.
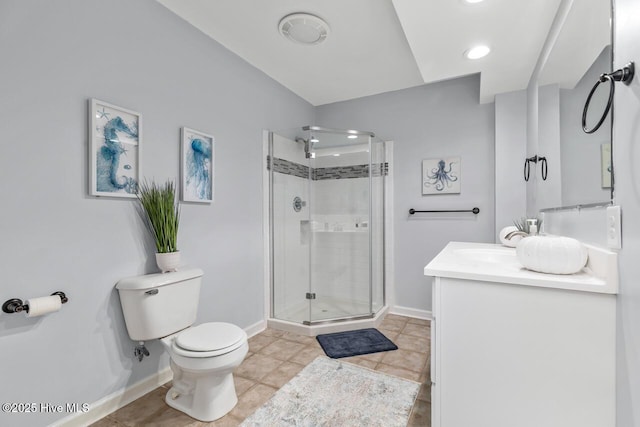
[267,126,387,332]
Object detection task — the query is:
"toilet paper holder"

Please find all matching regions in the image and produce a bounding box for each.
[2,292,68,314]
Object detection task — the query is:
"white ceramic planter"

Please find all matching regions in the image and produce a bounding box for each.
[156,251,180,273]
[516,236,588,275]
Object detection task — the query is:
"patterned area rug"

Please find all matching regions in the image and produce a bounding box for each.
[316,328,398,358]
[240,357,420,427]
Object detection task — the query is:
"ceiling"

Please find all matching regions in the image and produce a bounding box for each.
[157,0,610,106]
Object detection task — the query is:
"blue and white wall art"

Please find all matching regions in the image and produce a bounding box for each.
[181,127,214,203]
[422,157,461,195]
[89,99,141,198]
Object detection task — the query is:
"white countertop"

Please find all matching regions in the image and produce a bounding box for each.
[424,241,618,294]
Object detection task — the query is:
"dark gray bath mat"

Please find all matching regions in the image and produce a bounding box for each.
[316,328,398,358]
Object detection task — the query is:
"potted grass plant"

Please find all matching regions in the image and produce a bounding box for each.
[137,179,181,273]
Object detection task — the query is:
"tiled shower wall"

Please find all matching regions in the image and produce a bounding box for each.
[269,157,388,180]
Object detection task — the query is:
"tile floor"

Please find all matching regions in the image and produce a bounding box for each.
[91,314,430,426]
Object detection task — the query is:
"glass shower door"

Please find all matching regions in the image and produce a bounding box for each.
[270,131,312,324]
[306,128,375,323]
[370,136,386,314]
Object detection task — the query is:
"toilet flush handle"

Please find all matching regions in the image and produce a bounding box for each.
[145,289,158,295]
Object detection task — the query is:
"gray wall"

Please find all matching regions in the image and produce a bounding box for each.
[526,81,539,216]
[537,84,562,210]
[494,90,527,237]
[316,76,496,312]
[559,46,612,206]
[612,0,640,424]
[0,1,313,425]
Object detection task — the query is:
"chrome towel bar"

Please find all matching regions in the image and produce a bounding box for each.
[409,208,480,215]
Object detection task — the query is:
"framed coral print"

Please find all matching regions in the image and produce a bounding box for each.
[181,127,214,203]
[89,99,141,198]
[422,157,461,195]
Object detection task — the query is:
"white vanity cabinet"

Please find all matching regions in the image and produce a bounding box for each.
[426,242,616,427]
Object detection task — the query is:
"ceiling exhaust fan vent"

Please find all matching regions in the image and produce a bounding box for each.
[278,13,330,45]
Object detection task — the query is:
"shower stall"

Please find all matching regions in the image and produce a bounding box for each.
[266,126,387,333]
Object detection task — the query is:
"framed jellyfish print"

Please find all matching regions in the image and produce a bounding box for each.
[181,127,214,203]
[422,157,461,195]
[89,99,141,198]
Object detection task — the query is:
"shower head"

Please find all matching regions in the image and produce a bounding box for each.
[295,137,313,158]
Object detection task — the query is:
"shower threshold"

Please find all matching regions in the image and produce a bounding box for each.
[302,312,374,326]
[268,305,389,337]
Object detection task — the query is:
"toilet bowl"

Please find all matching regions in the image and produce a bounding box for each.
[160,322,248,422]
[115,269,249,422]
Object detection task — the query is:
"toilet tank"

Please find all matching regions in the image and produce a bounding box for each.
[116,268,203,341]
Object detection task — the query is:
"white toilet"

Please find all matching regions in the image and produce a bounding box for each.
[116,268,248,422]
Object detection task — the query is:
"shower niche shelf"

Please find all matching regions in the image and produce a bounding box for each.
[303,219,369,234]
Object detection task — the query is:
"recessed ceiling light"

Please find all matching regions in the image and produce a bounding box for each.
[464,0,484,3]
[347,135,358,139]
[279,13,330,45]
[464,45,491,59]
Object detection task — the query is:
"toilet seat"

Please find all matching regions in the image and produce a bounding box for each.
[171,322,247,358]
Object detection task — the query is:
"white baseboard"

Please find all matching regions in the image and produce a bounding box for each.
[50,366,172,427]
[389,305,432,320]
[245,319,267,338]
[51,322,265,427]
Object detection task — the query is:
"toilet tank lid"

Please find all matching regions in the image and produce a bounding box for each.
[116,268,204,290]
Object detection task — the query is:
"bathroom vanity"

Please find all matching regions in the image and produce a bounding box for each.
[425,242,617,427]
